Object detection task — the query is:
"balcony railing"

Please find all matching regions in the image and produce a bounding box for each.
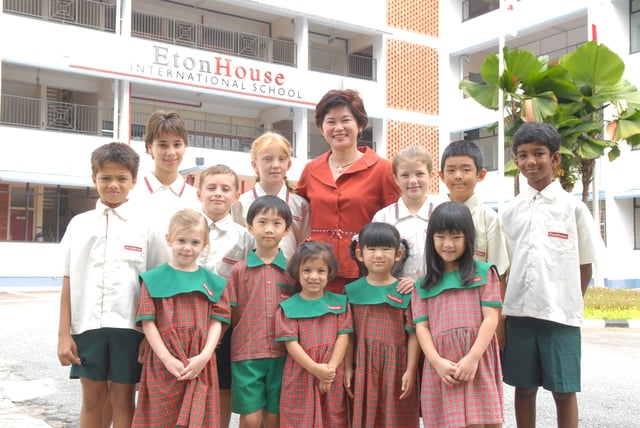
[0,95,297,154]
[462,0,500,22]
[3,0,116,31]
[542,41,587,63]
[1,94,113,134]
[132,11,297,67]
[309,47,376,81]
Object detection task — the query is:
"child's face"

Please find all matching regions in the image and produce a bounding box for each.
[92,162,136,209]
[166,226,206,270]
[147,133,186,176]
[439,155,486,203]
[357,245,402,277]
[252,144,291,188]
[198,173,239,222]
[298,257,329,299]
[433,230,466,272]
[394,158,435,203]
[247,209,290,252]
[513,141,560,191]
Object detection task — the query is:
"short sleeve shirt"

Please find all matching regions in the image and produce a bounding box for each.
[228,250,296,361]
[501,180,601,326]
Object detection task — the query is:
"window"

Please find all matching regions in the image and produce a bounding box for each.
[587,199,607,244]
[631,0,640,53]
[634,198,640,249]
[1,183,97,242]
[461,127,507,172]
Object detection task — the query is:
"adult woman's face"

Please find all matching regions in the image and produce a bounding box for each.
[320,105,363,153]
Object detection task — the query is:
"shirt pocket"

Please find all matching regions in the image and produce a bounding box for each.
[474,238,488,261]
[217,247,245,279]
[121,239,147,271]
[544,220,572,251]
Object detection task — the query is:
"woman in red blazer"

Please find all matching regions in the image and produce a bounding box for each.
[296,89,401,293]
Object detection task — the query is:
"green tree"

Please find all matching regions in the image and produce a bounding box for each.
[460,41,640,203]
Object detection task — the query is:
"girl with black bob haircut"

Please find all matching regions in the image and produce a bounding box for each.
[421,201,476,290]
[349,222,409,278]
[287,241,339,292]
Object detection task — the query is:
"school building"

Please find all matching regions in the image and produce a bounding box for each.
[0,0,638,289]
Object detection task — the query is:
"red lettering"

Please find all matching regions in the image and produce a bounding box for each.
[215,57,231,77]
[264,71,272,83]
[275,73,285,85]
[249,68,261,81]
[235,66,246,79]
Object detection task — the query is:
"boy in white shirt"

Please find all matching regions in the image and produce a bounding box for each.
[501,122,601,428]
[57,142,165,427]
[197,164,255,428]
[373,146,438,279]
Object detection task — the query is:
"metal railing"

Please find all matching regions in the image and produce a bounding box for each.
[462,0,499,22]
[128,111,297,156]
[309,47,377,81]
[132,11,297,67]
[542,41,586,63]
[3,0,116,31]
[1,94,114,135]
[1,95,296,153]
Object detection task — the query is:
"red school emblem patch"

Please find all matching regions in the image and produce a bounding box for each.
[472,276,483,283]
[202,282,214,297]
[387,293,404,304]
[124,245,142,252]
[548,231,569,239]
[326,304,343,310]
[222,257,238,265]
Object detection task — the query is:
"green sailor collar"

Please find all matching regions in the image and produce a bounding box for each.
[246,249,288,270]
[140,264,226,303]
[345,277,411,308]
[280,291,348,318]
[416,261,493,299]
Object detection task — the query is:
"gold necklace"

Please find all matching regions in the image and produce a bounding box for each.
[329,155,359,173]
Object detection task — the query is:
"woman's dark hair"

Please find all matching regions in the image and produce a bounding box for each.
[315,89,368,137]
[350,222,409,278]
[287,241,339,292]
[421,201,476,290]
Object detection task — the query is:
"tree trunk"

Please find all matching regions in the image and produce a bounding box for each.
[581,158,595,205]
[513,170,520,196]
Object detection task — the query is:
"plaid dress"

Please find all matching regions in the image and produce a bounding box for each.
[133,264,230,428]
[412,261,503,428]
[345,278,420,428]
[275,292,353,428]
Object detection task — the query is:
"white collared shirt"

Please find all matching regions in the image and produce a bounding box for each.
[459,194,510,275]
[130,173,201,259]
[372,196,440,279]
[502,180,601,326]
[61,200,166,334]
[198,213,255,280]
[231,183,310,260]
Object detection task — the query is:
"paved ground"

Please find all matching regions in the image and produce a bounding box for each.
[1,290,638,427]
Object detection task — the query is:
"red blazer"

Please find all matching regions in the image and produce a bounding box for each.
[296,147,401,285]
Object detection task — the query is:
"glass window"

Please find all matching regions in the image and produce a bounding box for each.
[634,198,640,249]
[1,183,97,242]
[587,199,607,244]
[631,0,640,53]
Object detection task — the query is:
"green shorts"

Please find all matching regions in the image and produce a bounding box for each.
[503,316,581,393]
[231,357,285,414]
[70,328,144,384]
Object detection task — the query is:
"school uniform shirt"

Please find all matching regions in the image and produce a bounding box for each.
[372,197,439,279]
[198,212,255,280]
[228,250,296,362]
[130,173,201,261]
[61,200,166,335]
[442,194,510,276]
[501,180,601,327]
[231,183,310,260]
[296,147,401,284]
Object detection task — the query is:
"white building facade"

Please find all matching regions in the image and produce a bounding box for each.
[446,0,640,289]
[2,0,638,289]
[0,0,443,284]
